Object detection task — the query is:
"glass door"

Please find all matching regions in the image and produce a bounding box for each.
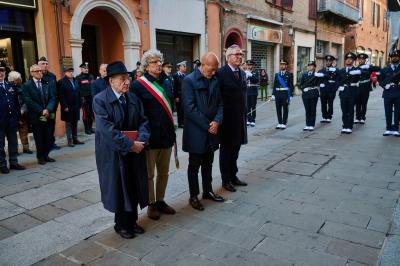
[21,39,36,80]
[0,38,14,72]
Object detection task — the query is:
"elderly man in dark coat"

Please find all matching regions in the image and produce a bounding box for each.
[182,52,224,211]
[93,61,150,239]
[58,67,84,147]
[217,44,248,192]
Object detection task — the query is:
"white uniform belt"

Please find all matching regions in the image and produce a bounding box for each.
[328,80,335,83]
[276,87,289,91]
[346,82,359,87]
[359,79,370,84]
[303,87,318,92]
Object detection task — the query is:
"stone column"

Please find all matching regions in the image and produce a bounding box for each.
[123,42,141,71]
[69,38,85,75]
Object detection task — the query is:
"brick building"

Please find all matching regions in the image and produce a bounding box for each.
[345,0,388,66]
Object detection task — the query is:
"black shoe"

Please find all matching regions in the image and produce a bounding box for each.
[222,182,237,192]
[38,158,47,165]
[114,225,135,239]
[189,197,204,211]
[44,157,56,162]
[10,164,26,170]
[51,144,61,150]
[178,125,184,128]
[231,177,247,186]
[85,130,92,135]
[23,149,33,154]
[68,141,75,147]
[156,201,176,214]
[73,139,84,145]
[1,166,9,174]
[202,191,225,202]
[90,128,95,134]
[132,223,145,234]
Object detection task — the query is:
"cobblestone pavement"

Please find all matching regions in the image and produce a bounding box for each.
[0,89,399,266]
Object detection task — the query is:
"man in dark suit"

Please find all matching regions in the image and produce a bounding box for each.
[91,63,108,97]
[22,64,56,165]
[217,44,248,192]
[182,52,224,211]
[58,67,84,147]
[272,60,294,129]
[173,61,187,128]
[0,67,25,174]
[93,61,150,239]
[380,50,400,136]
[337,52,361,134]
[318,55,338,123]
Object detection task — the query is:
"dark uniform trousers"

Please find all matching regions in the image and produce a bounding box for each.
[247,94,257,123]
[355,84,370,121]
[340,96,355,129]
[275,98,289,125]
[384,97,400,131]
[320,94,335,119]
[187,148,214,197]
[82,96,93,131]
[219,144,241,183]
[176,101,184,127]
[303,97,319,127]
[31,122,53,159]
[0,128,18,167]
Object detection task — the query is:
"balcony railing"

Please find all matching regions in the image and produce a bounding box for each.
[318,0,360,24]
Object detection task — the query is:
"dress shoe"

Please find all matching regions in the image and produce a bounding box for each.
[38,158,47,165]
[156,201,176,215]
[44,157,56,162]
[114,225,135,239]
[73,139,84,145]
[132,223,145,234]
[231,177,247,186]
[147,203,160,220]
[189,197,204,211]
[51,144,61,150]
[68,141,75,147]
[10,164,26,170]
[90,128,95,134]
[202,191,225,202]
[0,166,9,174]
[222,182,237,192]
[85,130,92,135]
[23,149,33,154]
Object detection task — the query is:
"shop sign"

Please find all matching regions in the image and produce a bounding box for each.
[0,0,36,9]
[248,25,282,44]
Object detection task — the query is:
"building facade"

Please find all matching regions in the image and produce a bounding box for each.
[345,0,388,67]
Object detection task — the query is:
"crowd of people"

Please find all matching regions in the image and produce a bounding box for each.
[1,44,399,239]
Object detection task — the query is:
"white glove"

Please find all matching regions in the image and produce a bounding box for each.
[320,83,326,88]
[349,70,361,75]
[314,72,324,77]
[338,86,345,91]
[329,67,336,72]
[303,88,309,92]
[385,84,391,90]
[245,70,252,78]
[360,64,370,70]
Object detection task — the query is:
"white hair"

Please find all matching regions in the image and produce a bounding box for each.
[141,49,163,72]
[7,71,22,83]
[99,63,107,69]
[225,44,242,61]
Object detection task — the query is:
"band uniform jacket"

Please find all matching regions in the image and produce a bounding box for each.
[380,64,400,99]
[318,67,338,96]
[272,71,294,100]
[337,66,362,98]
[299,71,320,99]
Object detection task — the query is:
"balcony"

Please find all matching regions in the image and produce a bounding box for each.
[318,0,360,24]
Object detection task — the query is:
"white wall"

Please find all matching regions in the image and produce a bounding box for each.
[293,30,315,84]
[149,0,206,56]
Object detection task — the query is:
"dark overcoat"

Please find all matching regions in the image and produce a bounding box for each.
[181,68,223,154]
[21,79,56,125]
[93,87,150,212]
[58,76,81,122]
[217,64,247,146]
[91,77,108,97]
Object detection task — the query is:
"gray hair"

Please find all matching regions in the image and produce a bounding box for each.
[30,64,40,72]
[7,71,22,83]
[141,49,163,72]
[225,44,242,61]
[99,63,107,69]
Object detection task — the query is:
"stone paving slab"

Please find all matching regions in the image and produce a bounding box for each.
[0,198,25,220]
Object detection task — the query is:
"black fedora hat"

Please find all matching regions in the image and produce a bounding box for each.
[106,61,129,79]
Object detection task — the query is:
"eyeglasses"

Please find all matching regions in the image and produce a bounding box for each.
[230,53,244,57]
[149,60,162,64]
[31,70,42,73]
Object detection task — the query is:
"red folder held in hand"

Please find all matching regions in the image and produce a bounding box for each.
[122,131,138,142]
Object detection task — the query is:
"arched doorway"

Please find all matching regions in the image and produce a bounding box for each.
[70,0,141,73]
[224,28,244,49]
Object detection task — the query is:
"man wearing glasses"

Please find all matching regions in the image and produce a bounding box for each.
[22,65,56,165]
[217,44,248,192]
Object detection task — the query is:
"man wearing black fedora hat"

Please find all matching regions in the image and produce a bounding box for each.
[337,52,361,134]
[318,55,338,123]
[380,50,400,136]
[93,61,150,239]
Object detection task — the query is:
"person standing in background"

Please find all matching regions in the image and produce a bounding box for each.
[76,62,95,135]
[259,69,269,101]
[173,61,187,128]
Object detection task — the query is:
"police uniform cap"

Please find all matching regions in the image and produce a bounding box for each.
[177,61,187,67]
[246,59,254,65]
[345,52,357,60]
[279,60,288,65]
[357,53,368,59]
[79,62,89,68]
[324,55,336,61]
[307,60,316,66]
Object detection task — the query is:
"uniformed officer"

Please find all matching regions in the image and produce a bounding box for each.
[380,50,400,136]
[300,61,322,131]
[337,52,361,134]
[76,62,95,134]
[245,59,259,127]
[273,60,294,129]
[318,55,338,123]
[172,61,187,128]
[355,53,381,124]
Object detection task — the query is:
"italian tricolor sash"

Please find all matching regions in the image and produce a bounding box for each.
[138,76,174,124]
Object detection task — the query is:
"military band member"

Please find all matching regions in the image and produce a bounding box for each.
[380,50,400,136]
[76,62,95,134]
[337,52,361,134]
[273,60,294,129]
[300,61,322,131]
[245,59,259,127]
[318,55,338,123]
[355,53,381,124]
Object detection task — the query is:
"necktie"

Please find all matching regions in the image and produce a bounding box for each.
[233,71,239,80]
[0,83,4,91]
[119,94,127,111]
[37,81,45,105]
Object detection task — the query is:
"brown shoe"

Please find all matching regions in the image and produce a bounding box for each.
[147,203,160,220]
[73,139,84,145]
[189,197,204,211]
[156,201,176,215]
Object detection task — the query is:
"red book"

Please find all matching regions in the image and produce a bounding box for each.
[122,131,138,142]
